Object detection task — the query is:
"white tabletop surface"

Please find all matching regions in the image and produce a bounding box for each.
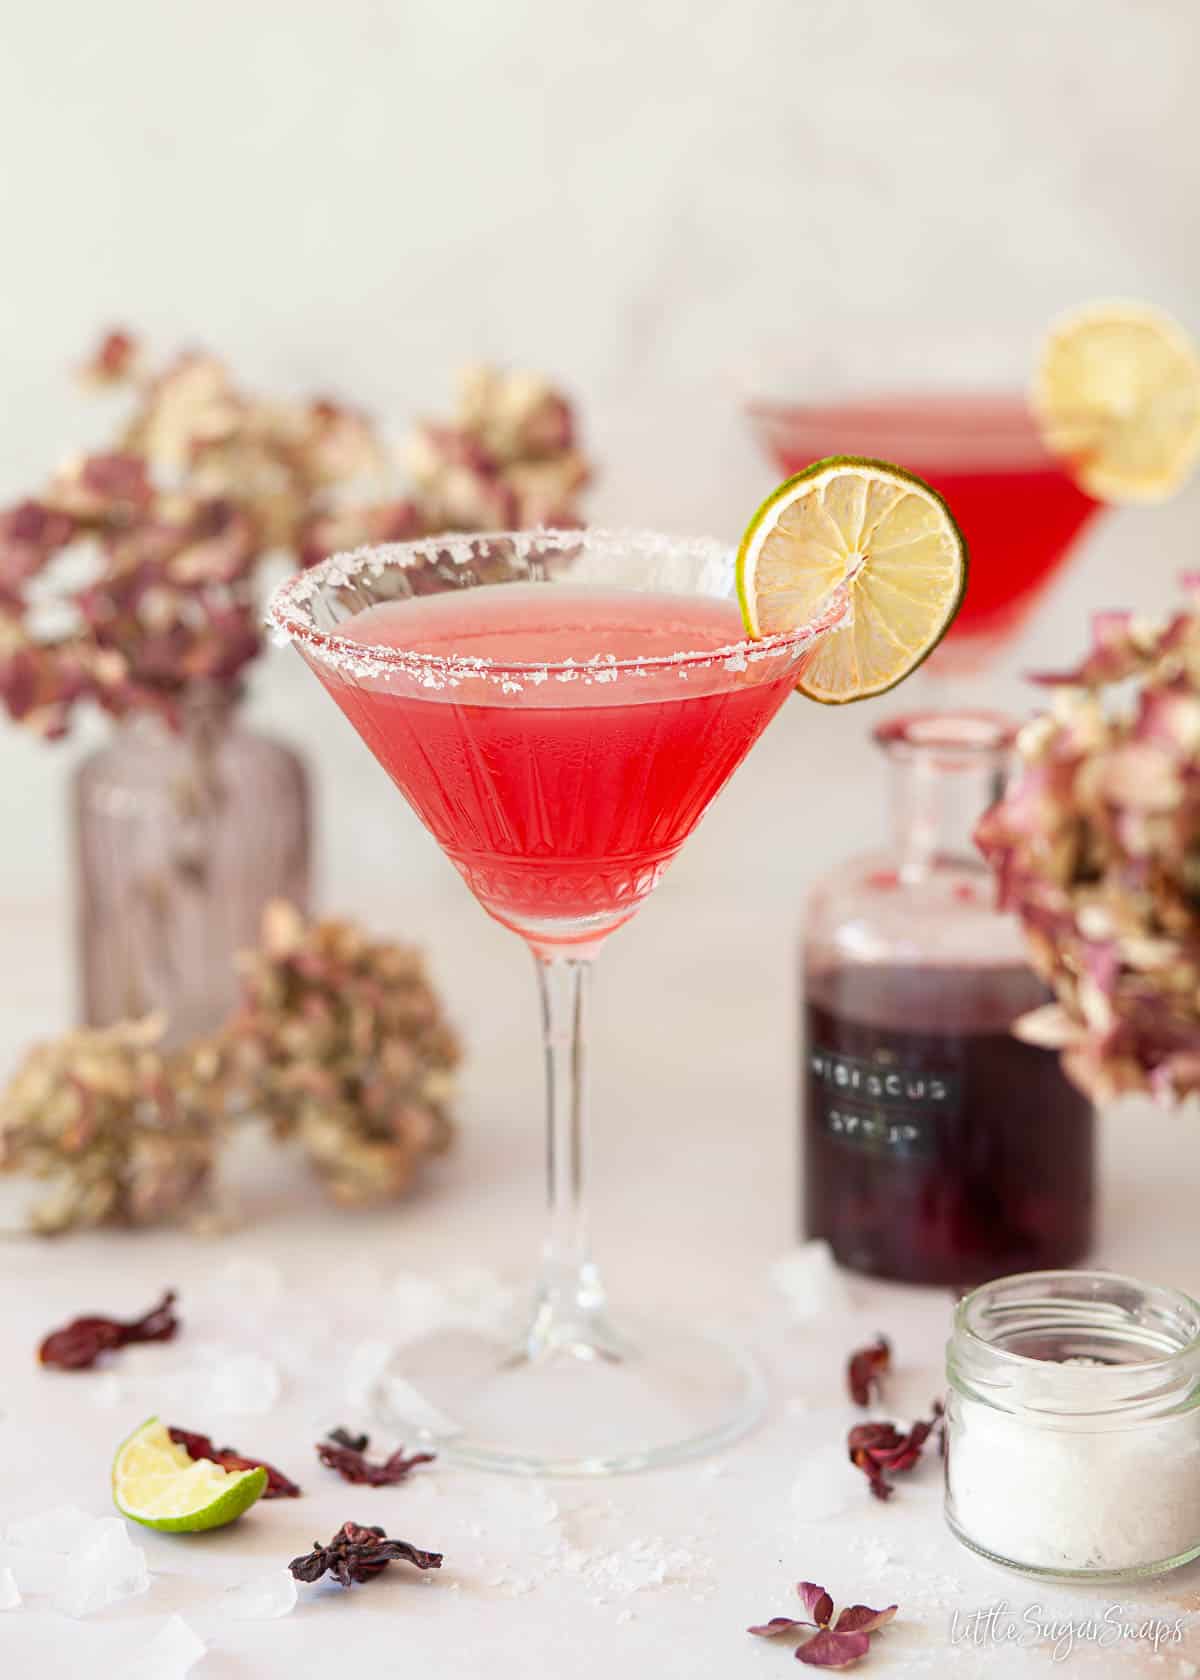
[3,513,1200,1677]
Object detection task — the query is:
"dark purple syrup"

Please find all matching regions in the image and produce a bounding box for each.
[803,963,1094,1287]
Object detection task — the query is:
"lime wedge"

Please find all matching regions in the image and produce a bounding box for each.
[113,1418,267,1533]
[1032,301,1200,502]
[736,456,967,704]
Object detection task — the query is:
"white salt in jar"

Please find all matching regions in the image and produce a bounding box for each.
[945,1270,1200,1581]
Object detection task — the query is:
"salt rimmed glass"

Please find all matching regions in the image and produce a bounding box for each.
[269,528,846,1475]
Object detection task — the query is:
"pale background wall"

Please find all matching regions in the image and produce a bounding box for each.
[0,0,1197,1057]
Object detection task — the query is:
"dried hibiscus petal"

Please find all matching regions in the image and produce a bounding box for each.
[289,1521,442,1589]
[316,1427,435,1487]
[39,1289,179,1370]
[749,1580,897,1669]
[168,1427,300,1498]
[847,1334,890,1407]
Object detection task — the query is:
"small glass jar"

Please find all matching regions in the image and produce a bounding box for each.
[945,1270,1200,1581]
[802,711,1094,1286]
[74,688,311,1045]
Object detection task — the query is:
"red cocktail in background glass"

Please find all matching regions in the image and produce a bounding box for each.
[747,395,1103,670]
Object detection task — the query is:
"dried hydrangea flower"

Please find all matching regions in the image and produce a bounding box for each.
[0,331,592,740]
[847,1407,942,1502]
[404,363,590,534]
[749,1580,898,1668]
[977,582,1200,1104]
[225,900,459,1206]
[0,1015,227,1234]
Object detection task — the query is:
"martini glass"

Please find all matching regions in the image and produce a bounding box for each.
[746,394,1104,673]
[269,529,846,1475]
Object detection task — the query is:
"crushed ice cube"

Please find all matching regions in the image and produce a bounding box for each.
[769,1242,853,1320]
[223,1569,298,1620]
[127,1614,206,1679]
[791,1442,861,1521]
[0,1547,63,1594]
[0,1567,20,1610]
[209,1352,280,1414]
[52,1519,150,1617]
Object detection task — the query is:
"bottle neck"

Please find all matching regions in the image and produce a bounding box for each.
[118,684,241,751]
[880,713,1013,883]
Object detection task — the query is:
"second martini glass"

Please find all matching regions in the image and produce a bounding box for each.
[746,394,1103,673]
[270,529,846,1474]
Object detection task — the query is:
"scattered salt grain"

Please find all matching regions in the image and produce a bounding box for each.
[790,1442,861,1521]
[126,1614,206,1679]
[770,1241,853,1320]
[223,1570,298,1620]
[561,1537,701,1597]
[0,1567,20,1610]
[618,1609,635,1624]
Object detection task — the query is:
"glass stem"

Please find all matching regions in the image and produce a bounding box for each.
[525,953,615,1361]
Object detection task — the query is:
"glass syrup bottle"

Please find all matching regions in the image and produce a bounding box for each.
[801,712,1094,1287]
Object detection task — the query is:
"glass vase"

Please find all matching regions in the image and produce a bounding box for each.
[801,711,1095,1287]
[74,689,311,1045]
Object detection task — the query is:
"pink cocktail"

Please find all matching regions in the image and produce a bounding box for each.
[747,395,1103,669]
[327,585,800,950]
[270,530,844,1475]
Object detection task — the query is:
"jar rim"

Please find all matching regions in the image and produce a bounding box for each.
[953,1269,1200,1384]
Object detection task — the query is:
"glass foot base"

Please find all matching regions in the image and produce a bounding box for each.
[369,1311,765,1476]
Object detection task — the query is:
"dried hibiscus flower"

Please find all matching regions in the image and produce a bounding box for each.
[750,1581,897,1668]
[168,1427,300,1498]
[847,1335,890,1407]
[38,1288,178,1370]
[847,1403,943,1502]
[289,1521,442,1588]
[317,1427,435,1486]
